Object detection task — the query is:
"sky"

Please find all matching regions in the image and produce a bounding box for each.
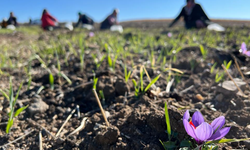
[1,0,250,23]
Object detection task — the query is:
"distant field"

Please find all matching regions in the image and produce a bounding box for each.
[120,19,250,28]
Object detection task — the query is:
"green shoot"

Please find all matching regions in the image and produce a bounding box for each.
[6,79,28,134]
[200,45,208,60]
[210,63,217,74]
[124,64,132,83]
[165,102,171,140]
[215,60,232,83]
[93,72,98,90]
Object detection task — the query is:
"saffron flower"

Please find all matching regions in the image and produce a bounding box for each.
[240,42,250,57]
[183,110,230,145]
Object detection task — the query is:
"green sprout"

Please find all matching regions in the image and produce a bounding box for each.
[200,45,208,60]
[5,79,28,134]
[215,60,232,83]
[132,67,161,97]
[92,72,98,90]
[124,64,132,83]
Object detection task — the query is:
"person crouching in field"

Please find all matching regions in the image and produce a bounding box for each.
[41,9,58,31]
[7,12,18,26]
[100,9,119,30]
[74,12,94,27]
[169,0,210,29]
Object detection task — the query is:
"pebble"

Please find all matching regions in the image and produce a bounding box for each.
[244,100,250,107]
[244,141,250,149]
[216,78,246,96]
[28,98,49,116]
[245,107,250,112]
[194,102,203,109]
[196,94,204,101]
[52,127,58,132]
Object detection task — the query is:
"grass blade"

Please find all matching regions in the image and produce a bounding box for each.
[165,102,171,140]
[14,105,29,117]
[144,74,161,92]
[206,138,250,144]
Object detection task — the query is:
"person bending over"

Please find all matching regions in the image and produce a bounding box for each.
[75,12,94,27]
[7,12,18,26]
[41,9,58,30]
[169,0,210,29]
[100,9,119,30]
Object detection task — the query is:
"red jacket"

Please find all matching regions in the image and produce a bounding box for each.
[41,12,57,28]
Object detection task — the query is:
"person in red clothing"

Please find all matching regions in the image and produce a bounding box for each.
[41,9,58,31]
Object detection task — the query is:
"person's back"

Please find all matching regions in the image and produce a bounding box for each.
[169,0,210,29]
[41,9,58,30]
[7,12,18,26]
[75,13,94,27]
[100,9,119,30]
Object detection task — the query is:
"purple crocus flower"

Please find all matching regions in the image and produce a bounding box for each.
[167,32,172,38]
[240,42,250,57]
[183,110,230,145]
[88,32,95,37]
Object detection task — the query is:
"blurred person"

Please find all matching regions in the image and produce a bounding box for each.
[74,12,94,27]
[169,0,210,29]
[1,18,8,28]
[7,12,18,26]
[41,9,58,31]
[100,9,119,30]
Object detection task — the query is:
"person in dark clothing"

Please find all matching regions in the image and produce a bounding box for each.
[100,9,119,30]
[74,12,94,27]
[169,0,210,29]
[7,12,18,26]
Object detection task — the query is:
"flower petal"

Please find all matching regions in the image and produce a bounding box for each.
[210,116,225,133]
[183,119,197,140]
[241,42,247,51]
[208,127,231,141]
[195,122,213,142]
[183,110,190,121]
[192,111,204,127]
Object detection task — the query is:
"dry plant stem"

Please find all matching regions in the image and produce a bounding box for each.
[39,131,43,150]
[221,64,245,96]
[143,66,151,82]
[56,108,76,137]
[93,89,110,127]
[0,129,34,148]
[67,117,88,137]
[233,57,250,91]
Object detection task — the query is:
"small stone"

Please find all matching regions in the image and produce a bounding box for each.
[216,78,246,96]
[105,111,110,119]
[245,107,250,112]
[195,94,204,101]
[66,107,71,113]
[244,141,250,149]
[28,99,49,116]
[56,107,65,114]
[52,127,58,132]
[245,125,250,134]
[244,100,250,107]
[194,102,204,109]
[215,94,224,101]
[205,102,211,107]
